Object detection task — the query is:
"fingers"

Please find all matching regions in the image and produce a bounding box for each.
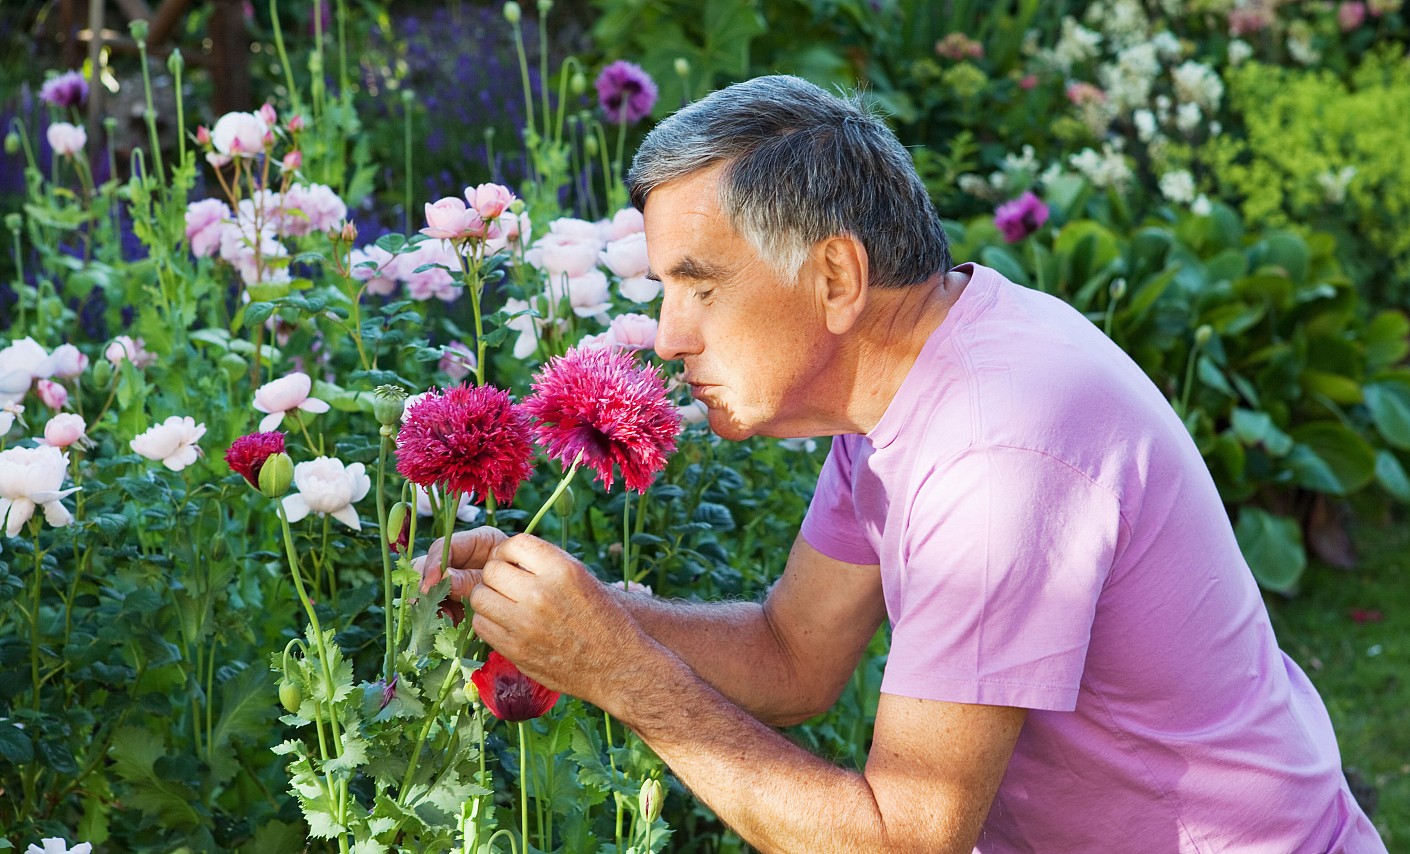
[491,533,579,575]
[418,526,506,593]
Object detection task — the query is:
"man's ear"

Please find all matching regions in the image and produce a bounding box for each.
[814,234,868,335]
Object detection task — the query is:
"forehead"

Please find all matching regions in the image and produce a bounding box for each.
[642,166,748,271]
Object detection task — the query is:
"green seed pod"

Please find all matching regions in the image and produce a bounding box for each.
[259,451,295,499]
[278,678,302,714]
[90,360,113,388]
[583,133,599,158]
[3,212,21,232]
[167,48,184,76]
[373,391,406,427]
[129,19,149,43]
[554,484,575,517]
[1108,278,1127,301]
[503,1,522,24]
[387,501,411,554]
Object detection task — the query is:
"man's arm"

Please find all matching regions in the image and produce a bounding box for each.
[470,534,1026,854]
[422,528,886,726]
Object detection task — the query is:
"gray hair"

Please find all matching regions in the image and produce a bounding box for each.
[626,75,951,288]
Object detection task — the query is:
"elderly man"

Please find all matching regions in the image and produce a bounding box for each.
[427,75,1384,852]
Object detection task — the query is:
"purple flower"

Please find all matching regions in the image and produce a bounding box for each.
[994,191,1050,243]
[595,60,658,125]
[40,71,89,109]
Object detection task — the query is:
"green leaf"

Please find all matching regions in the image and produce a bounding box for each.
[1364,310,1410,372]
[1231,409,1293,456]
[1301,370,1363,405]
[1288,422,1377,495]
[1364,382,1410,450]
[244,301,276,326]
[1233,508,1305,595]
[979,245,1029,287]
[1374,450,1410,503]
[0,722,33,763]
[209,666,276,783]
[692,502,735,532]
[109,727,205,829]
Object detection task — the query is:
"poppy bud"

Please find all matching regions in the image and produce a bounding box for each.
[1109,278,1126,301]
[1194,324,1213,348]
[503,1,522,23]
[387,501,411,554]
[90,360,112,387]
[537,0,553,14]
[3,132,19,155]
[218,352,247,381]
[278,678,302,714]
[259,451,295,499]
[571,72,587,95]
[167,48,184,76]
[639,778,664,824]
[3,212,20,232]
[674,57,691,78]
[129,19,149,42]
[554,484,575,516]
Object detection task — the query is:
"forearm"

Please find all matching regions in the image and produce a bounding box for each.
[607,640,969,854]
[611,588,825,725]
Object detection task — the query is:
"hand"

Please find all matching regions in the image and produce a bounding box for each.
[414,526,508,602]
[470,534,651,708]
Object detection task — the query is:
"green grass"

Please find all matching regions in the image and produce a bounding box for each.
[1266,518,1410,849]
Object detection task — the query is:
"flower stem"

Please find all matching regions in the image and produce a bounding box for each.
[522,451,583,537]
[519,720,531,853]
[377,428,395,681]
[397,620,475,808]
[29,521,44,711]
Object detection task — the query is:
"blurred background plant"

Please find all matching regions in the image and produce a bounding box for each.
[2,0,1408,850]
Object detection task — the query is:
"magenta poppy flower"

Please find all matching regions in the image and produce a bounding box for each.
[595,60,658,125]
[521,346,680,493]
[471,651,560,722]
[224,431,287,487]
[40,70,89,109]
[395,384,535,504]
[994,191,1050,243]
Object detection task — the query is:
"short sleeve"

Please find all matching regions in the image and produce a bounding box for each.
[800,435,879,565]
[882,445,1123,712]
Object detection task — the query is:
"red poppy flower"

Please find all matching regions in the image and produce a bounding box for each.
[224,431,287,487]
[395,384,534,504]
[521,346,680,493]
[470,651,560,722]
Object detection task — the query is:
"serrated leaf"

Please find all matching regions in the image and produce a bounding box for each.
[323,734,369,776]
[108,727,205,829]
[209,666,276,783]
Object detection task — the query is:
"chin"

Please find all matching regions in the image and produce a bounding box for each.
[704,407,759,442]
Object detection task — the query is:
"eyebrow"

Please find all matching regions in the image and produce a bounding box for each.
[645,256,728,283]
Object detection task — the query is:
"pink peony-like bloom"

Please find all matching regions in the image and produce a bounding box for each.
[129,416,206,471]
[196,125,212,146]
[600,207,645,242]
[36,380,67,410]
[224,431,286,487]
[42,413,86,448]
[994,191,1050,243]
[46,122,86,157]
[0,338,53,405]
[467,183,515,220]
[1338,1,1367,29]
[554,269,613,319]
[438,341,477,381]
[40,70,89,109]
[412,482,483,523]
[185,198,232,258]
[421,196,491,242]
[350,244,399,296]
[395,384,534,504]
[104,336,156,369]
[527,222,603,279]
[211,110,269,157]
[253,372,330,432]
[281,183,347,237]
[1065,82,1106,106]
[521,346,680,493]
[46,344,87,379]
[606,313,658,352]
[401,241,462,302]
[23,836,92,854]
[600,232,649,279]
[283,456,371,529]
[2,445,79,535]
[596,60,658,124]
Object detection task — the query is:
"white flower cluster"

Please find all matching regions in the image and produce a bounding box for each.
[1034,17,1103,74]
[1069,142,1134,189]
[1317,167,1358,204]
[1083,0,1150,50]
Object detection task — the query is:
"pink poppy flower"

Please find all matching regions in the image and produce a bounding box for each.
[252,372,331,431]
[395,384,534,504]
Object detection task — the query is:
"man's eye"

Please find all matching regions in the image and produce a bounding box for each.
[693,289,714,301]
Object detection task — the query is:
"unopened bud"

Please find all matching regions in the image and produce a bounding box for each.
[570,72,587,95]
[639,779,665,823]
[288,114,306,132]
[129,19,149,43]
[583,133,599,157]
[259,451,295,498]
[259,103,277,125]
[537,0,553,14]
[554,484,575,516]
[674,57,690,78]
[4,131,19,155]
[282,150,302,171]
[90,360,113,387]
[1109,278,1126,301]
[1194,325,1213,348]
[461,678,480,706]
[278,678,302,714]
[503,1,522,23]
[167,48,184,76]
[387,501,412,554]
[196,125,211,146]
[339,221,358,244]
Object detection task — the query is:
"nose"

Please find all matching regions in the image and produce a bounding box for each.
[653,286,701,362]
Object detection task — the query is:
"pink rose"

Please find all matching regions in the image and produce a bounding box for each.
[281,183,347,237]
[619,275,662,303]
[258,103,278,125]
[600,232,649,279]
[46,122,86,157]
[550,269,612,319]
[1337,1,1367,29]
[36,380,67,410]
[253,371,331,431]
[185,198,232,258]
[528,231,602,279]
[421,197,489,242]
[350,245,398,296]
[43,413,86,448]
[401,242,461,302]
[129,416,206,471]
[211,110,270,157]
[606,313,657,351]
[283,456,371,530]
[467,183,515,220]
[0,338,53,404]
[438,341,477,380]
[576,331,611,350]
[601,207,645,241]
[47,344,88,379]
[105,336,156,369]
[282,150,303,171]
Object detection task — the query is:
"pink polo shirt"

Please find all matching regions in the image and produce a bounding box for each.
[801,264,1384,852]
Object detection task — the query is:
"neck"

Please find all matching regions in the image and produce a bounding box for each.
[813,268,969,436]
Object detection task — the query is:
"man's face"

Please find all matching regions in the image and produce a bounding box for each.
[643,166,833,441]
